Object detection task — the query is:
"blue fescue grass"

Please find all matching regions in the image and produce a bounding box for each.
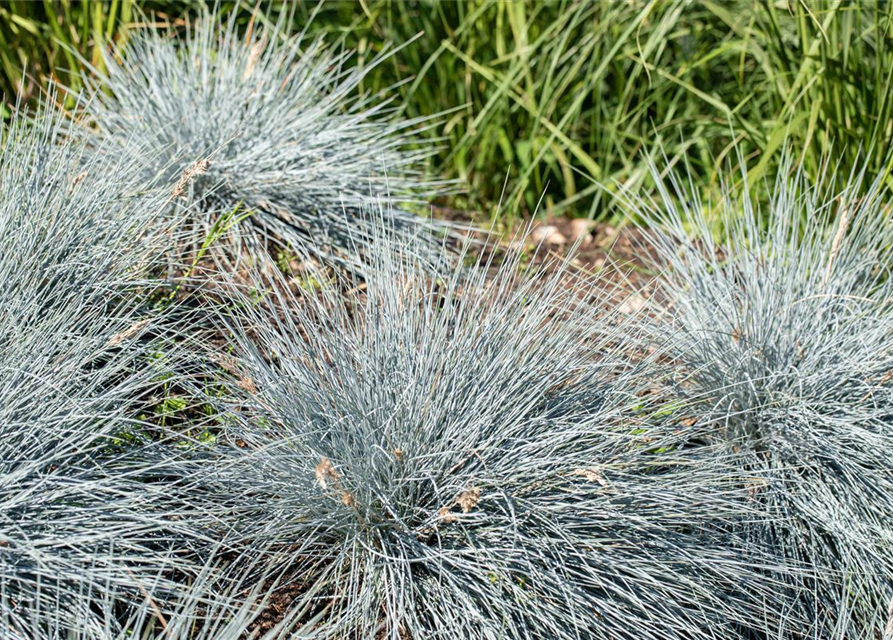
[185,218,789,639]
[0,96,235,638]
[629,156,893,638]
[3,5,892,631]
[76,9,459,276]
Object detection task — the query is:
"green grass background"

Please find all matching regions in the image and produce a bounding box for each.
[2,0,891,222]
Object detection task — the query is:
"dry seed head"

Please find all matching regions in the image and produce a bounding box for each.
[171,158,211,199]
[456,487,481,513]
[572,468,609,487]
[824,200,850,285]
[237,376,257,394]
[70,170,88,186]
[438,506,457,525]
[315,457,339,491]
[107,318,152,346]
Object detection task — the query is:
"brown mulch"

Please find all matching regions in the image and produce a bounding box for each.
[460,215,665,319]
[524,217,657,279]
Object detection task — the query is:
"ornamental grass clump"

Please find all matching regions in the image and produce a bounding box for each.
[80,11,454,274]
[198,222,780,639]
[0,101,218,638]
[633,161,893,637]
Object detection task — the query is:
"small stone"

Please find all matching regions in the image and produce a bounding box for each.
[530,225,567,246]
[596,224,618,248]
[568,218,595,244]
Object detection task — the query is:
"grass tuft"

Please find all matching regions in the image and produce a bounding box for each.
[194,219,785,639]
[631,155,893,637]
[0,96,220,638]
[77,9,457,275]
